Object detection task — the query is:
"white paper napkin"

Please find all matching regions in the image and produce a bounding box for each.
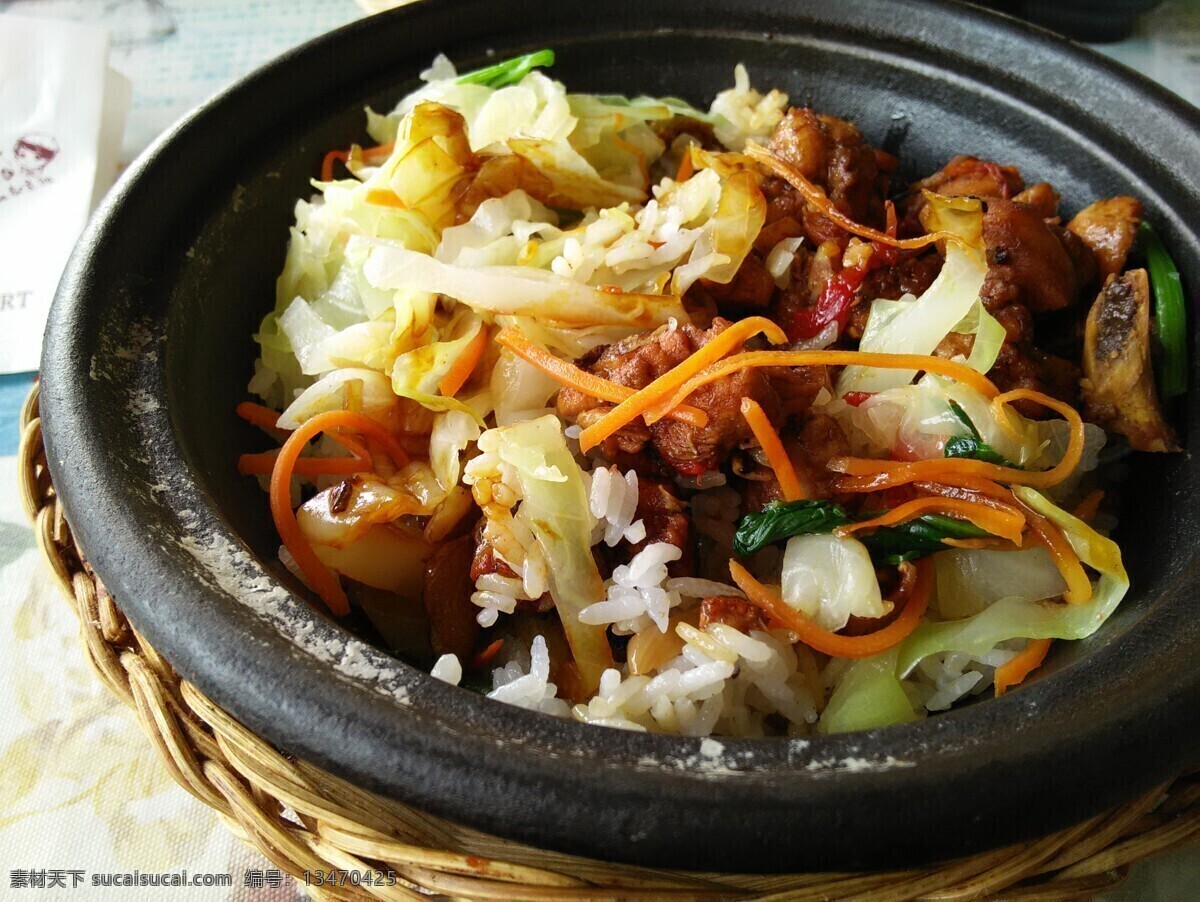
[0,15,130,375]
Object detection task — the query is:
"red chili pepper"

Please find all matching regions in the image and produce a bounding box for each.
[786,205,905,341]
[672,460,709,476]
[843,391,874,407]
[788,264,868,340]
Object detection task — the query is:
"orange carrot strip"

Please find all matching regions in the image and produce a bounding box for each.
[728,558,932,659]
[992,389,1085,485]
[495,327,708,428]
[830,389,1084,491]
[239,452,368,477]
[740,397,808,501]
[579,317,788,452]
[439,325,489,398]
[269,411,410,617]
[653,350,1000,431]
[744,143,970,252]
[994,638,1052,695]
[1020,503,1092,605]
[236,401,284,432]
[322,142,394,182]
[471,639,505,670]
[321,149,350,182]
[360,141,395,162]
[1073,489,1105,523]
[330,429,372,461]
[835,496,1026,546]
[911,476,1014,501]
[236,403,374,460]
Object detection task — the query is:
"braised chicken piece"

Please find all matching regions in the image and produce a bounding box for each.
[697,251,777,313]
[761,107,894,245]
[627,478,693,578]
[1067,196,1143,279]
[1012,182,1060,219]
[770,239,842,339]
[557,319,783,475]
[1081,269,1179,452]
[422,534,480,658]
[739,412,852,509]
[910,154,1023,204]
[980,198,1084,313]
[700,595,767,633]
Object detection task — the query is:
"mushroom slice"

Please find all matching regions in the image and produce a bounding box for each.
[1081,268,1178,452]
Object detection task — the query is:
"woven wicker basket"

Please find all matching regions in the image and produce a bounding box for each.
[18,383,1200,900]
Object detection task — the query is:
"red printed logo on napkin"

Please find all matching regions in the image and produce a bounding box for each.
[1,133,62,202]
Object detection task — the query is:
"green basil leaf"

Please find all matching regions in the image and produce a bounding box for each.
[732,499,850,557]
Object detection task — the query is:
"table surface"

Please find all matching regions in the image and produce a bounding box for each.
[0,0,1197,897]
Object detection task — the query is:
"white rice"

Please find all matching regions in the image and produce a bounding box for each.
[430,653,462,685]
[586,465,647,547]
[573,623,817,737]
[708,63,790,151]
[911,643,1021,712]
[462,445,549,627]
[488,635,572,717]
[579,542,683,634]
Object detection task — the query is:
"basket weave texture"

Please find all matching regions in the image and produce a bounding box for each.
[18,383,1200,900]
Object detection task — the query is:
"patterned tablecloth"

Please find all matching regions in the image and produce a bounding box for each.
[0,0,1198,897]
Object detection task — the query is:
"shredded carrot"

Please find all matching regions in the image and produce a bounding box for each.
[650,350,1000,433]
[330,429,372,461]
[835,496,1026,546]
[994,638,1052,695]
[992,389,1085,485]
[269,411,410,617]
[239,452,368,477]
[579,317,788,452]
[321,142,395,182]
[1021,503,1092,605]
[361,141,396,163]
[728,558,932,659]
[471,639,505,670]
[829,389,1085,491]
[438,325,489,398]
[365,188,406,208]
[940,537,1009,550]
[236,401,284,432]
[740,397,809,501]
[320,149,350,182]
[744,143,970,252]
[1073,489,1105,523]
[494,327,709,428]
[911,476,1013,501]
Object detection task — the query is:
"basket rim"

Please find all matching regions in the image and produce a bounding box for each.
[37,0,1200,874]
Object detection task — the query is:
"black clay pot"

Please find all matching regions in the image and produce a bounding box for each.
[40,0,1200,872]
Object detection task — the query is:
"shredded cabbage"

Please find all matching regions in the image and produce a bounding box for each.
[781,533,887,631]
[837,241,988,395]
[837,194,993,395]
[934,546,1066,619]
[819,649,920,734]
[390,313,487,422]
[489,416,615,690]
[896,487,1128,677]
[364,244,685,327]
